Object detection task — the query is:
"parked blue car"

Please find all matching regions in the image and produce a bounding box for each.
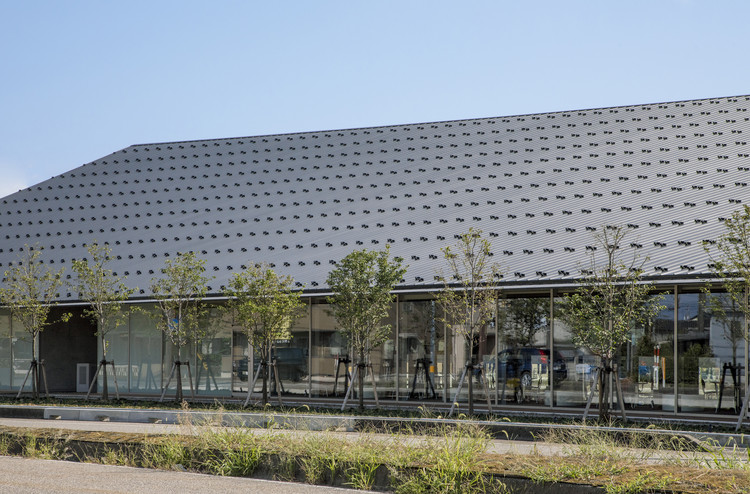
[497,348,568,389]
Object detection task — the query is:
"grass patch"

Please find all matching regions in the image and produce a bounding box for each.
[0,408,747,493]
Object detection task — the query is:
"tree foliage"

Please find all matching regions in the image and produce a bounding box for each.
[558,225,662,363]
[0,246,66,357]
[436,228,500,358]
[226,263,305,405]
[71,242,134,353]
[435,228,500,415]
[150,252,213,359]
[326,247,406,410]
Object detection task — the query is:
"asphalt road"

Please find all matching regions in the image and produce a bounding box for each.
[0,456,379,494]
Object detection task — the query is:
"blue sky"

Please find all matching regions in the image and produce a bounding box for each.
[2,0,749,198]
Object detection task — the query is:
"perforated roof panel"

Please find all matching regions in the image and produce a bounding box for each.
[2,94,750,299]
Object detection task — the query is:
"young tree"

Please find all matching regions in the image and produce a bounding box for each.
[226,264,305,406]
[703,205,750,425]
[326,247,406,411]
[436,228,500,415]
[558,225,663,421]
[0,245,67,398]
[71,242,135,400]
[150,252,213,401]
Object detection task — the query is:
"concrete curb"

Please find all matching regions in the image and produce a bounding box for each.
[0,405,354,431]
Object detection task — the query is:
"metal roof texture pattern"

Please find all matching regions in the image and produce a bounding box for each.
[1,94,749,299]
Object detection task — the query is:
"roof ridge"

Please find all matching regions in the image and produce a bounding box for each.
[128,93,750,149]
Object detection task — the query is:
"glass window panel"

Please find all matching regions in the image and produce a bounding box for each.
[621,293,674,411]
[554,293,673,412]
[553,304,597,408]
[270,307,310,398]
[355,304,396,401]
[678,292,746,414]
[446,298,497,407]
[232,330,249,393]
[12,316,33,391]
[0,310,11,390]
[129,304,163,394]
[231,304,311,398]
[310,303,345,397]
[398,300,443,401]
[195,306,232,396]
[498,297,551,406]
[100,312,130,392]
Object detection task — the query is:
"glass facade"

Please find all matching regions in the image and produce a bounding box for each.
[4,287,744,421]
[232,306,311,398]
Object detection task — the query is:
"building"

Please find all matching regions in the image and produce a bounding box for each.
[1,94,749,418]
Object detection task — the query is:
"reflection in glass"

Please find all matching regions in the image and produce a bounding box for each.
[0,310,10,390]
[231,305,310,397]
[268,309,310,398]
[498,297,551,406]
[678,292,746,413]
[129,305,163,394]
[311,303,346,397]
[398,300,443,400]
[446,303,496,407]
[358,305,396,401]
[553,304,598,408]
[100,313,129,393]
[554,293,674,411]
[232,330,249,393]
[194,307,232,396]
[12,315,34,392]
[622,294,674,411]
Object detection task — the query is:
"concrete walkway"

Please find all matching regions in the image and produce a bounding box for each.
[0,417,746,467]
[0,455,377,494]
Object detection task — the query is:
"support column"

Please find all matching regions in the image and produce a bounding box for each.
[549,288,555,409]
[395,294,400,402]
[673,285,679,415]
[307,298,312,398]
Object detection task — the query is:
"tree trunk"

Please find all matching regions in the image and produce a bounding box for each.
[32,333,39,399]
[175,346,183,402]
[358,350,365,412]
[468,362,474,416]
[598,360,609,422]
[262,359,268,406]
[100,334,109,401]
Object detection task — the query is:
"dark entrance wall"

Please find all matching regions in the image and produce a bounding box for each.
[39,308,97,392]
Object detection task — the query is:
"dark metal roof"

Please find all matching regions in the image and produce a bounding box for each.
[2,94,750,299]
